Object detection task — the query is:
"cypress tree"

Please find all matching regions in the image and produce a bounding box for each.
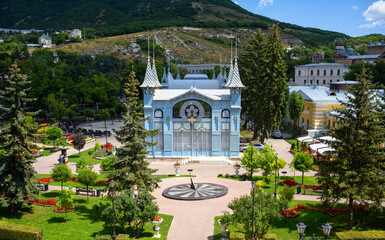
[240,30,264,131]
[109,71,160,191]
[240,24,288,142]
[316,67,385,230]
[288,91,304,138]
[0,61,39,214]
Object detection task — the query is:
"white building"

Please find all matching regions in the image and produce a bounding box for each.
[38,34,52,48]
[68,29,82,39]
[293,63,349,86]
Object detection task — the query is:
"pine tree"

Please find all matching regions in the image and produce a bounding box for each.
[239,30,264,130]
[240,24,288,142]
[0,61,39,214]
[316,67,385,230]
[109,71,160,191]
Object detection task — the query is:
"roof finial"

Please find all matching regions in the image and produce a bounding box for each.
[231,40,233,62]
[153,38,155,60]
[235,37,238,59]
[147,37,150,59]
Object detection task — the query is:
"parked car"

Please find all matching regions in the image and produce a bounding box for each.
[240,143,264,152]
[272,130,283,139]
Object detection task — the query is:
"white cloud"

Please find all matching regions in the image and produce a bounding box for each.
[258,0,274,8]
[351,5,359,10]
[360,0,385,28]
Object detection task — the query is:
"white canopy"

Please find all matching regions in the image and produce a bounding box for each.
[317,147,335,155]
[318,136,337,142]
[309,143,329,153]
[296,136,314,143]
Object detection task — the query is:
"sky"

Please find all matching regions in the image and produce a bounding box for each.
[233,0,385,37]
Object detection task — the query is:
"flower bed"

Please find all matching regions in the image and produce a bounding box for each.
[29,198,57,207]
[103,143,113,151]
[281,204,366,217]
[95,179,109,185]
[282,179,296,187]
[282,179,324,191]
[69,177,78,183]
[36,177,53,183]
[282,208,298,218]
[54,205,79,213]
[153,215,162,221]
[66,136,95,145]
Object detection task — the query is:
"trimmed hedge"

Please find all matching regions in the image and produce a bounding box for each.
[0,221,43,240]
[116,234,130,240]
[230,232,245,240]
[94,234,112,240]
[336,231,385,239]
[264,233,278,240]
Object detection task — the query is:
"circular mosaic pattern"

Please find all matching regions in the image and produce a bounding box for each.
[162,182,228,201]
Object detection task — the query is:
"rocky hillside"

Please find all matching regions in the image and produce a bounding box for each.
[57,27,304,63]
[1,0,347,47]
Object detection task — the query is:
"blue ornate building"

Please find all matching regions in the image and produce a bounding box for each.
[141,56,244,157]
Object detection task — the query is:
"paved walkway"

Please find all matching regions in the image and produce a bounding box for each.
[31,122,331,240]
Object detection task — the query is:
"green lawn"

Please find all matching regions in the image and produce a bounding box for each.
[68,148,101,165]
[43,137,73,147]
[35,174,196,190]
[0,191,173,240]
[214,200,385,240]
[41,148,53,157]
[240,130,253,138]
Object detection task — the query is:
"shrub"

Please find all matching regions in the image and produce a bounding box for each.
[230,232,245,240]
[101,156,117,172]
[94,141,101,151]
[264,233,278,240]
[116,235,130,240]
[282,179,297,187]
[225,173,230,178]
[94,235,112,240]
[336,230,385,239]
[0,221,43,240]
[217,173,223,177]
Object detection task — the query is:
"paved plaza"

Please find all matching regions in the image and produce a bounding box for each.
[33,121,320,240]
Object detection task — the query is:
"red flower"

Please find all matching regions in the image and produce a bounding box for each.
[283,179,297,187]
[95,179,109,185]
[69,177,77,183]
[282,209,297,217]
[103,144,113,151]
[36,177,53,183]
[153,215,162,221]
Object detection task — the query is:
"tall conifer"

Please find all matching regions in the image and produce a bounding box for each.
[240,24,288,142]
[109,71,160,191]
[317,68,385,229]
[0,61,39,214]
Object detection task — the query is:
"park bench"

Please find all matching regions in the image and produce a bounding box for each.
[75,187,96,197]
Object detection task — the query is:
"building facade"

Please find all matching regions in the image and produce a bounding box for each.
[335,45,385,64]
[293,63,349,86]
[38,34,52,48]
[141,56,243,157]
[68,29,82,39]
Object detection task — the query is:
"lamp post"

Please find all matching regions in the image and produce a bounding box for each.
[296,222,332,240]
[274,156,278,199]
[251,181,256,240]
[110,180,116,240]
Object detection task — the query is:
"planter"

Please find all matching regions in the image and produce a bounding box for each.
[87,165,94,171]
[233,165,241,177]
[174,166,181,176]
[151,218,163,238]
[218,219,230,237]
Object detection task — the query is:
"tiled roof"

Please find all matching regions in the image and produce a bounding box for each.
[140,58,158,88]
[226,58,244,88]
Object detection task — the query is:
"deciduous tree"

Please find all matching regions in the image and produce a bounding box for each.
[72,133,86,156]
[291,152,313,185]
[46,126,62,149]
[51,164,72,190]
[77,168,97,204]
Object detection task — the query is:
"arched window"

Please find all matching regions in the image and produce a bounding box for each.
[298,70,301,76]
[310,70,313,76]
[323,69,327,76]
[154,109,163,118]
[317,70,320,76]
[323,80,326,84]
[330,69,333,76]
[221,110,230,118]
[337,69,340,75]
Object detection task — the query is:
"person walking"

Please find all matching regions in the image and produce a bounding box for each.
[58,154,63,164]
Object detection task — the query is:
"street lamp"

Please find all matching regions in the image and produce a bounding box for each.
[296,222,332,240]
[251,181,256,240]
[110,180,116,240]
[274,156,278,199]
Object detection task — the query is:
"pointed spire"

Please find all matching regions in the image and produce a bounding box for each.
[140,56,158,88]
[226,37,244,88]
[151,39,162,87]
[225,58,234,87]
[161,67,167,83]
[223,57,227,82]
[176,68,181,80]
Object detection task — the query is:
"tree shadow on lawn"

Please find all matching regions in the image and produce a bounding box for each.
[47,216,67,224]
[0,205,34,219]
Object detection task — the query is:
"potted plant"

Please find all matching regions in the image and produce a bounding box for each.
[151,215,163,238]
[87,163,94,170]
[174,162,181,176]
[233,162,241,177]
[218,213,231,237]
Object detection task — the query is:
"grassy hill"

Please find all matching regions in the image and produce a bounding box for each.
[1,0,347,47]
